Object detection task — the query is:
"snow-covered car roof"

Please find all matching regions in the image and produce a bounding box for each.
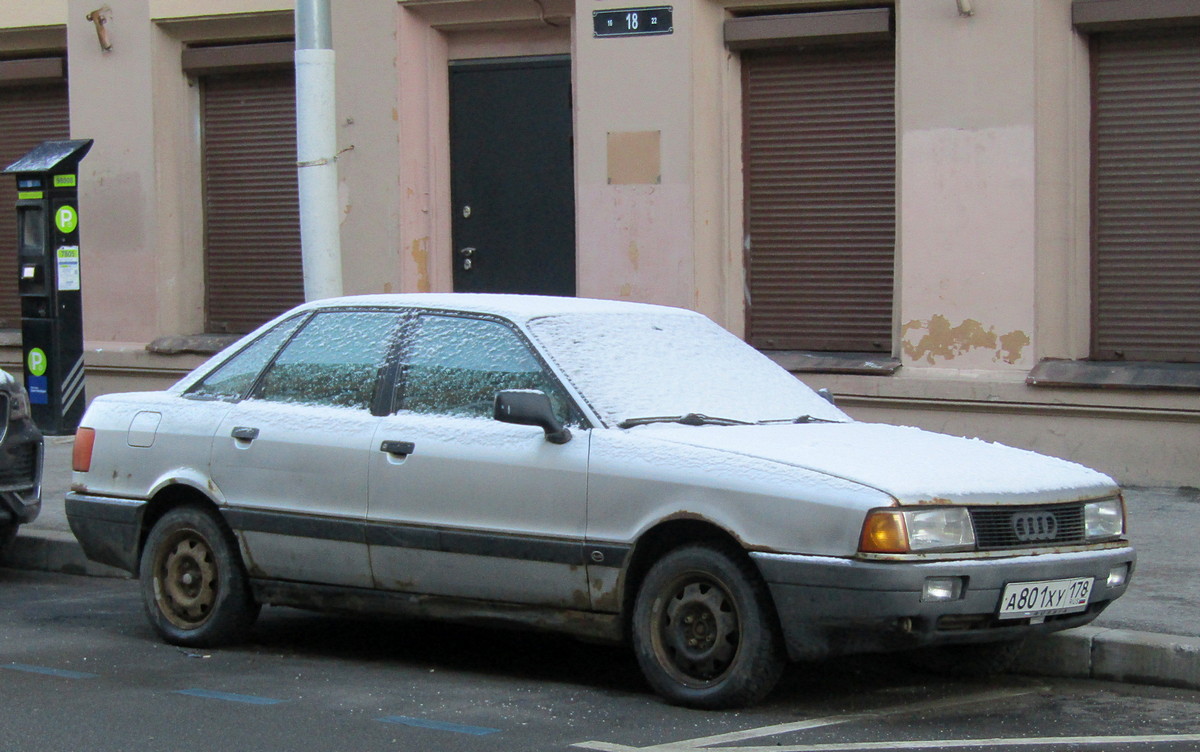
[297,293,687,324]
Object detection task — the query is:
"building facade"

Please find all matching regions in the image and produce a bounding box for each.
[1,0,1198,485]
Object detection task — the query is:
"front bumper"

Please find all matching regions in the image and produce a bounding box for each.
[752,545,1135,661]
[65,492,147,574]
[0,424,42,526]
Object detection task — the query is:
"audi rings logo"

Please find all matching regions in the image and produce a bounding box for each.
[1012,511,1058,542]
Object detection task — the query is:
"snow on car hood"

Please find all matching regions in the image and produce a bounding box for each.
[627,422,1117,506]
[526,311,849,426]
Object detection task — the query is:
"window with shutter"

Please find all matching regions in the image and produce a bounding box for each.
[741,42,896,353]
[0,79,69,330]
[200,68,303,334]
[1091,28,1200,363]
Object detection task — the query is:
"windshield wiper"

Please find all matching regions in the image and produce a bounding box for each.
[618,413,752,429]
[756,415,841,425]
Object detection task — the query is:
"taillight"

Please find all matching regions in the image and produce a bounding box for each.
[73,427,95,472]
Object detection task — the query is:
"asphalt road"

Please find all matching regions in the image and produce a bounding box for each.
[4,568,1200,752]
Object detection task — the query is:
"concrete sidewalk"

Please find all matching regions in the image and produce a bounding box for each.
[5,436,1200,690]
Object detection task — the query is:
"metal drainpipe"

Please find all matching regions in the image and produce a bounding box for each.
[295,0,344,301]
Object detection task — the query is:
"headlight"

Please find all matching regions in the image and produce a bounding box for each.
[859,507,975,554]
[1084,497,1125,541]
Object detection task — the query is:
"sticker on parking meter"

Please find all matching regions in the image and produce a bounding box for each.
[55,205,79,235]
[27,348,47,377]
[27,348,48,404]
[56,246,81,291]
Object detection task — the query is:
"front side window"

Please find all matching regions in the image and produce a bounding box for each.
[251,310,401,409]
[187,314,307,401]
[394,314,577,424]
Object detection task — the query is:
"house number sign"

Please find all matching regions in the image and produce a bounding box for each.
[593,7,673,37]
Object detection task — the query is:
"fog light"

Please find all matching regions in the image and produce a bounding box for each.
[921,577,964,602]
[1107,564,1129,589]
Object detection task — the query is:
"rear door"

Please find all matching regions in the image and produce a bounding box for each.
[209,309,402,588]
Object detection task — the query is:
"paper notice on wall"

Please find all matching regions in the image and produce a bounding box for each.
[56,245,81,291]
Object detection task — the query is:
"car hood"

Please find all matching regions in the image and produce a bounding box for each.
[626,421,1117,506]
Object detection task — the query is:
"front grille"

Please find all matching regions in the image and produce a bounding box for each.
[0,442,38,492]
[969,502,1086,550]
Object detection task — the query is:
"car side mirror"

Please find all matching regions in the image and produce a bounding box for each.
[817,388,837,406]
[494,390,572,444]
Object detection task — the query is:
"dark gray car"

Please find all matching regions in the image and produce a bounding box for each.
[0,368,42,556]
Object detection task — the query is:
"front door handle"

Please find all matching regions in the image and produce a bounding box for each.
[380,440,416,457]
[231,426,259,442]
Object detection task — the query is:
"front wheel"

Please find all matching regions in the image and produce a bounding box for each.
[139,505,259,647]
[632,544,786,709]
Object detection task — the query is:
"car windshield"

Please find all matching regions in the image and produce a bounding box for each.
[525,311,850,427]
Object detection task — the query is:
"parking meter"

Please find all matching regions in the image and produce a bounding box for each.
[3,139,93,435]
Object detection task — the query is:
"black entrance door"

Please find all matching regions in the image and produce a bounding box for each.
[449,56,576,296]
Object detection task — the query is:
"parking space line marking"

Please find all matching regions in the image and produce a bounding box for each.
[573,687,1039,751]
[175,688,286,705]
[711,734,1200,751]
[3,663,98,679]
[376,715,500,736]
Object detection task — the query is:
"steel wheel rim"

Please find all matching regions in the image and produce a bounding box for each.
[154,529,218,630]
[651,572,742,687]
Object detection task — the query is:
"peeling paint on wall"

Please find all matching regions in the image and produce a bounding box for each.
[411,237,430,293]
[902,315,1029,365]
[997,330,1031,364]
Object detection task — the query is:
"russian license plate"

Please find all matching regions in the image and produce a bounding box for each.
[997,577,1093,620]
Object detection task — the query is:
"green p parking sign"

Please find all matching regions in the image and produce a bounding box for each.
[27,347,47,377]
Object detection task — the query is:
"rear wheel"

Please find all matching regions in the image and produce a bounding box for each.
[632,544,786,709]
[139,506,259,647]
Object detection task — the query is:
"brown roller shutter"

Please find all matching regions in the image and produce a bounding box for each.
[0,82,69,329]
[1092,29,1200,362]
[201,69,303,334]
[743,44,895,353]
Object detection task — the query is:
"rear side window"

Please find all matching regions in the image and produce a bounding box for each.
[186,315,306,401]
[251,310,401,410]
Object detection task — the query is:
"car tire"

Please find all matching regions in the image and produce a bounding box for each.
[632,544,786,709]
[139,505,260,647]
[903,638,1026,677]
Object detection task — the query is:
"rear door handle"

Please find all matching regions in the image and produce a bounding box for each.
[380,440,416,457]
[231,426,259,442]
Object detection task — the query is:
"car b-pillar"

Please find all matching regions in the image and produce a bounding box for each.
[3,139,93,435]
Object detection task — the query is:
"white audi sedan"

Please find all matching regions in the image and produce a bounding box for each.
[67,294,1134,708]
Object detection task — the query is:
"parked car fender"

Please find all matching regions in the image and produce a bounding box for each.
[587,428,892,559]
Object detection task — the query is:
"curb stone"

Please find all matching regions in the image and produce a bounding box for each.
[1,528,129,579]
[1014,625,1200,691]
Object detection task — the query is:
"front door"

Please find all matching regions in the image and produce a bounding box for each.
[449,56,576,295]
[367,313,589,607]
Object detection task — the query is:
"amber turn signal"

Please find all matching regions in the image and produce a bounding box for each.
[859,510,908,554]
[73,427,96,473]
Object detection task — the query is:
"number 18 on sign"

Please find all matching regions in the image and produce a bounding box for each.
[594,6,673,37]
